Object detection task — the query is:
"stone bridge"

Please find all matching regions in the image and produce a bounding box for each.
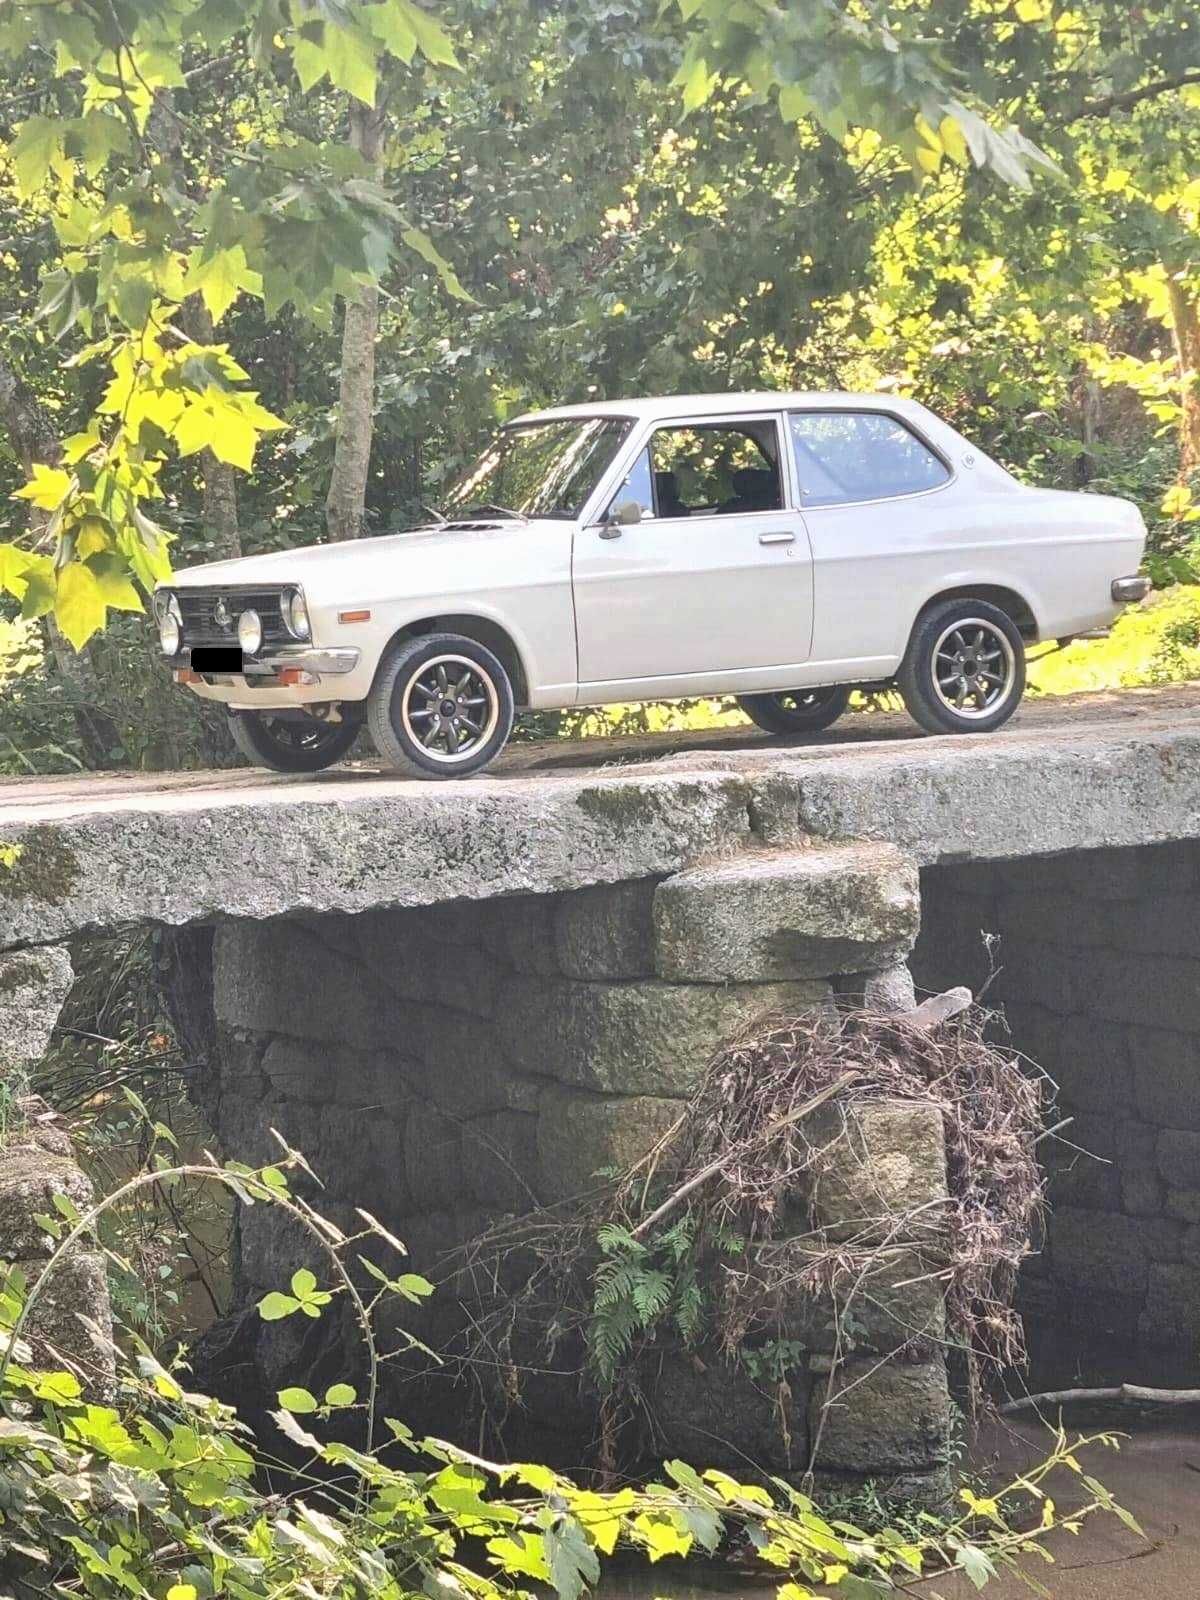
[3,684,1200,1498]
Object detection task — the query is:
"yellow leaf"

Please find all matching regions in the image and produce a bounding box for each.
[75,518,111,558]
[86,554,143,612]
[12,463,72,511]
[55,562,108,649]
[1014,0,1048,18]
[1162,483,1192,519]
[823,1563,849,1584]
[939,115,969,167]
[174,402,222,458]
[166,1587,198,1600]
[1102,168,1132,194]
[208,410,259,471]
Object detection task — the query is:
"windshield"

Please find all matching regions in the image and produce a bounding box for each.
[443,417,631,520]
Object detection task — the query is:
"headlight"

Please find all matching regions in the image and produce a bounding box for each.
[237,608,263,655]
[157,593,182,656]
[280,586,310,640]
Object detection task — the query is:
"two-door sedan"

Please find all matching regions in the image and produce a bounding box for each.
[153,392,1149,776]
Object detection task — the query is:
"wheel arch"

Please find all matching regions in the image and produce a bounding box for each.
[376,613,531,706]
[910,583,1039,644]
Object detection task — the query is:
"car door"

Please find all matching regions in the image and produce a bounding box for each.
[786,407,958,674]
[572,412,813,695]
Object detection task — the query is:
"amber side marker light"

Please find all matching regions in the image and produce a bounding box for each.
[338,608,372,623]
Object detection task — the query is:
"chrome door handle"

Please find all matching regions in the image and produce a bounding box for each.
[759,531,795,546]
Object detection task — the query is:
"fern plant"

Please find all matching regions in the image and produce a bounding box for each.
[587,1218,705,1384]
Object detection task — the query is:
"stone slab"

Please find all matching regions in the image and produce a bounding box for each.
[0,1148,95,1258]
[653,843,919,983]
[499,975,831,1097]
[808,1101,949,1241]
[0,946,73,1071]
[536,1088,682,1202]
[554,881,657,980]
[809,1357,951,1473]
[5,696,1200,950]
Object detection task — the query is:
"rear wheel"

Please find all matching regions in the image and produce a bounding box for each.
[898,598,1025,735]
[228,711,360,773]
[367,632,514,778]
[737,684,851,735]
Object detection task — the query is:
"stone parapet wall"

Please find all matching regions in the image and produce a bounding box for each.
[206,842,960,1496]
[913,840,1200,1373]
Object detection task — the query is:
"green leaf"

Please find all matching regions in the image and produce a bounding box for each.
[55,562,108,649]
[397,0,458,67]
[400,227,473,301]
[324,22,379,102]
[277,1386,318,1414]
[258,1291,300,1321]
[291,1268,318,1297]
[397,1272,435,1300]
[324,1382,356,1407]
[18,558,57,620]
[9,116,64,197]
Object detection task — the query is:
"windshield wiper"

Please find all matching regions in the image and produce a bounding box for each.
[456,501,529,523]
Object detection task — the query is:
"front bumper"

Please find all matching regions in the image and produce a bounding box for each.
[1112,574,1152,603]
[171,645,361,684]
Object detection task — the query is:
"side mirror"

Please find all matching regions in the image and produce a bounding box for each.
[599,498,644,538]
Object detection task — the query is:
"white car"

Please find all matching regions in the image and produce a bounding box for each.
[154,391,1149,777]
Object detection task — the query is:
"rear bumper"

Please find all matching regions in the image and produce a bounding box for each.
[1112,574,1152,603]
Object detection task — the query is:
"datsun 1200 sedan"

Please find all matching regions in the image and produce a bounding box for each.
[154,392,1150,777]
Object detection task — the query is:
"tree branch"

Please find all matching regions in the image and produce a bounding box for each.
[1061,67,1200,123]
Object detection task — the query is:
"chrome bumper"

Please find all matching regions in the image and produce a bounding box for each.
[174,645,361,677]
[247,646,360,676]
[1112,575,1152,603]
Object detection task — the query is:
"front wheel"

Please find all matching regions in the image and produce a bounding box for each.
[737,684,851,735]
[228,711,361,773]
[367,632,515,778]
[898,599,1025,735]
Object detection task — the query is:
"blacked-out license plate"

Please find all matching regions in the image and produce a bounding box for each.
[190,647,243,672]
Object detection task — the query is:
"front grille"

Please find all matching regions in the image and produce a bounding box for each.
[175,586,289,649]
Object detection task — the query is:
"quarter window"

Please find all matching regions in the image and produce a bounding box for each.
[789,411,950,507]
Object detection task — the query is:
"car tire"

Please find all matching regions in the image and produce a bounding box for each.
[898,598,1026,735]
[227,711,361,773]
[367,632,515,778]
[736,685,851,735]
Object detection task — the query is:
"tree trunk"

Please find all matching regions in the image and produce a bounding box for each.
[0,354,124,767]
[182,297,241,561]
[325,103,387,542]
[1167,272,1200,483]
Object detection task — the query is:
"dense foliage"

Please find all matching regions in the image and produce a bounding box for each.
[0,1136,1139,1598]
[0,0,1199,769]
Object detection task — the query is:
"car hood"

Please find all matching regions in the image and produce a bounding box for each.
[166,520,538,597]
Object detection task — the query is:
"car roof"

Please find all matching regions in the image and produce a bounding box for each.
[508,391,932,426]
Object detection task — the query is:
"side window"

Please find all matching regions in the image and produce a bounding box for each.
[789,411,950,507]
[605,446,655,521]
[649,423,783,517]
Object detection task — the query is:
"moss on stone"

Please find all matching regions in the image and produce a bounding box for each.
[0,827,81,906]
